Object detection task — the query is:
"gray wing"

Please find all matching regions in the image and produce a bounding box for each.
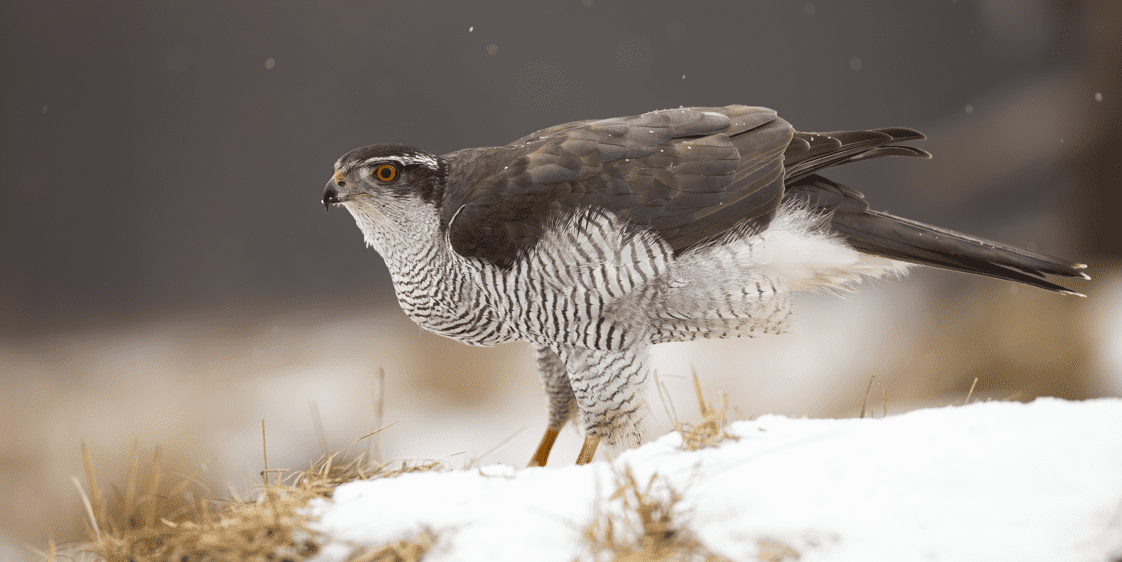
[441,105,791,268]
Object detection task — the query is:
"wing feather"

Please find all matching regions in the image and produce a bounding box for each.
[443,106,787,267]
[442,105,932,268]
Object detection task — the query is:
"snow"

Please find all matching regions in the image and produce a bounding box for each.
[306,398,1122,562]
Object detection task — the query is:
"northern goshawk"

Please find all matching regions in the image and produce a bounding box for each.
[322,105,1087,466]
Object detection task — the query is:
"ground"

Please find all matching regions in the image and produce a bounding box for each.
[305,398,1122,562]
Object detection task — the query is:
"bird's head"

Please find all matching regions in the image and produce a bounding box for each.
[323,144,445,214]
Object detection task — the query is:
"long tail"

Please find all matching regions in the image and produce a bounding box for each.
[787,175,1090,295]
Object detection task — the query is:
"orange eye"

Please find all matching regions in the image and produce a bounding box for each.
[373,163,397,182]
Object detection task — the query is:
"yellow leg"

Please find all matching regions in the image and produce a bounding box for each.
[575,434,600,465]
[527,427,561,467]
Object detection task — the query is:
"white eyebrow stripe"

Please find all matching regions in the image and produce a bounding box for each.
[361,154,439,169]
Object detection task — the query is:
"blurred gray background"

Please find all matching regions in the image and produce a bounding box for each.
[2,0,1120,555]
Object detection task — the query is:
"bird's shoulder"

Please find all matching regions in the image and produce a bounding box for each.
[440,105,793,268]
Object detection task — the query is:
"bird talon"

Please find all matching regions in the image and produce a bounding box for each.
[528,427,560,467]
[575,435,600,465]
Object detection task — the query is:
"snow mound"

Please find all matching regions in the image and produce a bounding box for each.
[306,398,1122,562]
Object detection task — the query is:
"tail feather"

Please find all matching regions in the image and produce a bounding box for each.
[784,128,932,181]
[788,175,1089,295]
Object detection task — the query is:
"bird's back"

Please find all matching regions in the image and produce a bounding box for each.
[439,104,1085,293]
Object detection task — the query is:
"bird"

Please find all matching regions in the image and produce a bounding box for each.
[321,105,1088,467]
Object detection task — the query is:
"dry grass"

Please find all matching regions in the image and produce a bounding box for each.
[755,537,801,561]
[50,435,440,562]
[584,466,732,562]
[45,371,806,562]
[582,374,769,560]
[345,534,433,562]
[674,372,741,451]
[858,374,888,419]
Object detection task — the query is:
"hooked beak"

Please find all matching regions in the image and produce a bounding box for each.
[322,172,349,211]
